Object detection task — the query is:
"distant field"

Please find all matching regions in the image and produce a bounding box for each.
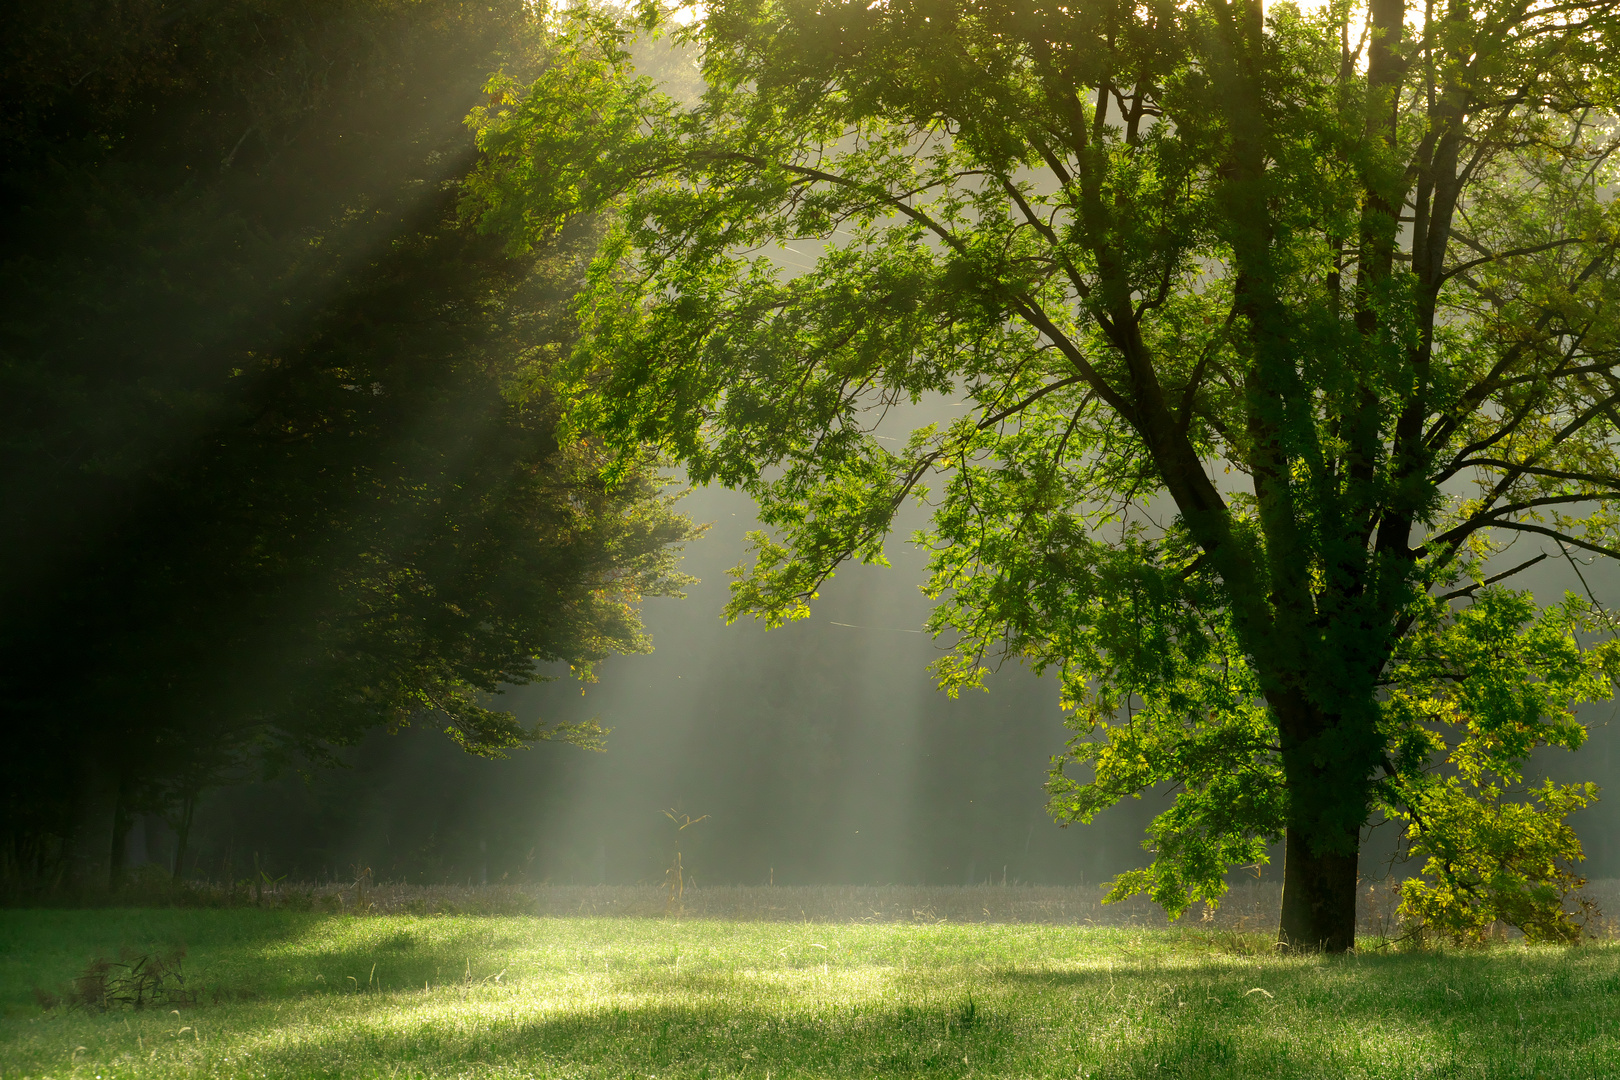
[5,903,1620,1079]
[72,878,1620,942]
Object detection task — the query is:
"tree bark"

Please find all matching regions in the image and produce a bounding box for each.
[1270,689,1372,953]
[1278,828,1359,952]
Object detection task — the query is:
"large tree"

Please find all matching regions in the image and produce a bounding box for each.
[0,0,696,895]
[467,0,1620,949]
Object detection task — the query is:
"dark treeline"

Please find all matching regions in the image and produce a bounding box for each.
[0,0,695,898]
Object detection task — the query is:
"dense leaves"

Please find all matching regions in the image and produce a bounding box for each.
[0,0,695,893]
[1384,591,1619,942]
[464,0,1620,947]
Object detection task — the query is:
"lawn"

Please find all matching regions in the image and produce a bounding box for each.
[3,908,1620,1079]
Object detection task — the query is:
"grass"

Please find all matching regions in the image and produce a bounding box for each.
[4,908,1620,1078]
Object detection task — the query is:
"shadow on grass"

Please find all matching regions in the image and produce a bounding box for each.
[215,946,1620,1079]
[1,908,322,1012]
[10,913,1620,1078]
[225,994,1036,1079]
[3,909,587,1014]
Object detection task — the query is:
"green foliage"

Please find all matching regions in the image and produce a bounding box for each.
[0,0,696,892]
[1035,546,1286,920]
[1397,777,1596,945]
[1383,591,1620,944]
[461,0,1620,944]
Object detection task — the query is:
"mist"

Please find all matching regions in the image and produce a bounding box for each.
[176,479,1161,890]
[159,468,1620,894]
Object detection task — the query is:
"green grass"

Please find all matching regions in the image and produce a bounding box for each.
[3,909,1620,1078]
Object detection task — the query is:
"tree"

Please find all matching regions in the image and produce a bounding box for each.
[464,0,1620,949]
[0,0,697,895]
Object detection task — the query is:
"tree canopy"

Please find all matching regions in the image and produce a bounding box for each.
[465,0,1620,948]
[0,0,696,895]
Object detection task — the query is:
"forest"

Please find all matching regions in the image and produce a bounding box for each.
[0,0,697,897]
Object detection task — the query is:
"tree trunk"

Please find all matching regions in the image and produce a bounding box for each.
[69,756,117,891]
[171,791,196,883]
[106,771,133,892]
[1267,683,1374,953]
[1278,827,1358,952]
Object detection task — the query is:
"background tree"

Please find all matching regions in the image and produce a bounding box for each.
[0,0,697,896]
[465,0,1620,949]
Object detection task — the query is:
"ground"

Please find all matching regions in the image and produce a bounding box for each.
[3,908,1619,1078]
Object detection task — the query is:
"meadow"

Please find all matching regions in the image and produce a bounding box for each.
[4,898,1620,1079]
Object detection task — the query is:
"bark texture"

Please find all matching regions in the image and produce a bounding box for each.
[1279,830,1359,952]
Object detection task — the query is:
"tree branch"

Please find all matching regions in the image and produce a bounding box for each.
[1432,552,1550,602]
